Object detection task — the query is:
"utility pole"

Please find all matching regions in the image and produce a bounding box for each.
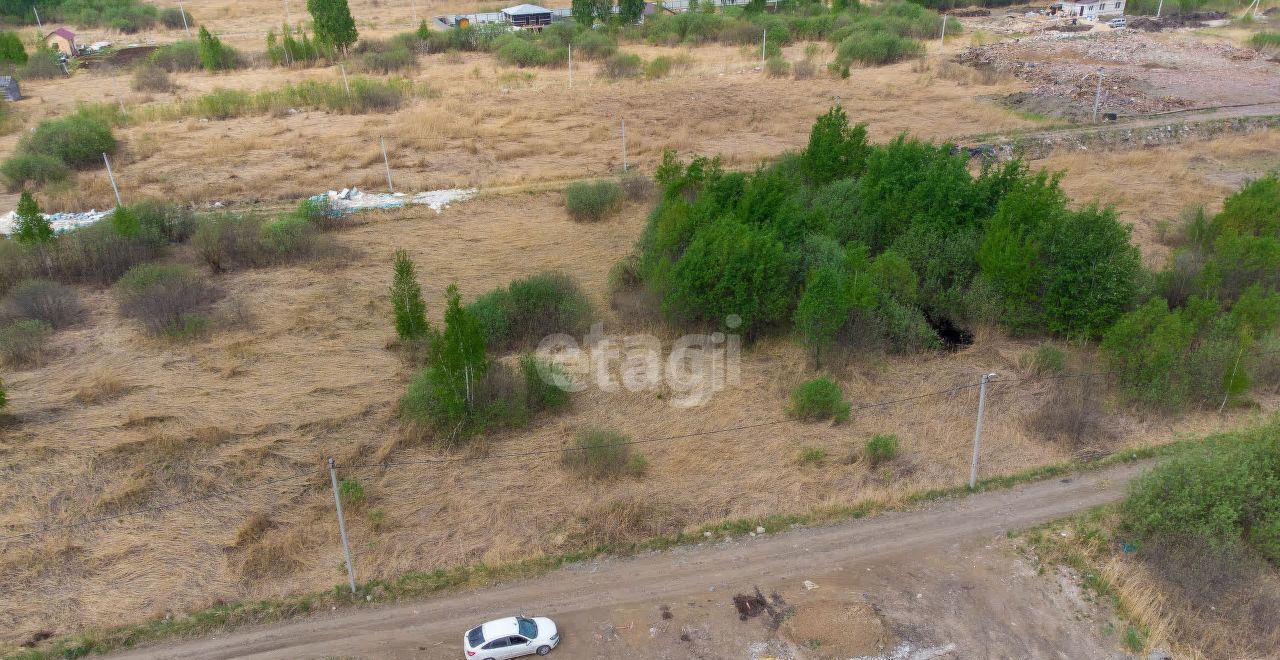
[621,117,627,172]
[568,43,573,88]
[1092,67,1104,122]
[1155,0,1163,18]
[968,373,996,489]
[178,0,191,36]
[380,135,394,193]
[328,458,358,594]
[33,5,42,29]
[939,13,948,44]
[339,62,351,95]
[284,0,292,30]
[103,153,123,207]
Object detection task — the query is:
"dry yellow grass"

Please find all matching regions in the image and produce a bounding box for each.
[1,188,1276,647]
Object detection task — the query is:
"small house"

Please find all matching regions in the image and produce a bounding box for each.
[44,27,78,56]
[0,76,19,101]
[502,4,553,29]
[1054,0,1125,19]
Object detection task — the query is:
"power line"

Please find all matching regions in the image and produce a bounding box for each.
[8,345,1280,541]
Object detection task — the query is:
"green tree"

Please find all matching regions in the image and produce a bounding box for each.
[803,105,869,186]
[794,266,851,369]
[1041,205,1141,338]
[433,283,487,394]
[307,0,358,54]
[391,248,431,341]
[13,190,52,244]
[0,31,26,65]
[571,0,596,26]
[197,26,236,71]
[618,0,645,22]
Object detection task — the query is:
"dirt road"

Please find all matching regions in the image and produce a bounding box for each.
[109,460,1151,659]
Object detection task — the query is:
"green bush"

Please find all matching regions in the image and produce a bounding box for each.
[575,30,617,59]
[1121,422,1280,564]
[765,55,790,77]
[355,37,417,73]
[1024,344,1065,375]
[0,31,27,65]
[19,112,117,169]
[51,221,162,284]
[797,446,826,465]
[198,26,240,71]
[19,49,63,79]
[864,433,898,466]
[468,272,595,351]
[561,428,646,480]
[494,34,565,67]
[788,377,851,423]
[600,52,643,79]
[0,319,53,367]
[565,180,624,222]
[644,55,673,79]
[257,216,316,260]
[114,264,219,336]
[338,478,365,508]
[150,40,202,71]
[521,353,570,413]
[836,30,923,66]
[1,153,70,188]
[132,63,172,92]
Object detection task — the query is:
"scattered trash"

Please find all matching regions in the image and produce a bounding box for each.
[315,186,476,215]
[659,604,673,620]
[803,580,818,591]
[755,526,766,534]
[0,208,114,237]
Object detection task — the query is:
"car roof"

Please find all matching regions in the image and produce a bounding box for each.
[481,617,520,640]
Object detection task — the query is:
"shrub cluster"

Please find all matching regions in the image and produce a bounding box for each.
[634,105,1140,363]
[131,63,172,92]
[353,34,419,73]
[114,263,220,337]
[192,200,338,271]
[178,78,417,120]
[1,279,83,329]
[1122,422,1280,564]
[149,41,202,71]
[564,180,624,222]
[467,272,595,352]
[561,428,647,480]
[20,49,63,79]
[788,377,851,423]
[864,433,898,466]
[2,110,117,188]
[0,319,53,367]
[266,25,330,66]
[400,286,574,443]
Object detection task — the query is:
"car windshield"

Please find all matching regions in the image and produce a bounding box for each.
[517,617,538,639]
[467,626,484,647]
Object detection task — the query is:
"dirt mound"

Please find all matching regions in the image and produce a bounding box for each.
[949,7,990,17]
[779,600,896,659]
[732,587,792,629]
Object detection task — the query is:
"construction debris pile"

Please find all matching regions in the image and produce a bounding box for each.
[314,187,477,215]
[958,31,1268,116]
[0,208,113,236]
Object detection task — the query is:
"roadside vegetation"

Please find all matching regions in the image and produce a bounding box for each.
[1021,421,1280,658]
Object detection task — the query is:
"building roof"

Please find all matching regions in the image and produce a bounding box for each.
[502,3,552,15]
[47,27,76,40]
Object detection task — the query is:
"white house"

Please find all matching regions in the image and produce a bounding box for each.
[1055,0,1126,19]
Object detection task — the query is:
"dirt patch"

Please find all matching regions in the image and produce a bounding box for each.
[779,599,896,659]
[732,586,792,629]
[962,31,1280,117]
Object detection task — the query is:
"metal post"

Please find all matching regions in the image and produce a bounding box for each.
[568,43,572,88]
[1091,67,1104,122]
[33,5,42,29]
[113,77,127,117]
[939,14,948,44]
[968,373,996,489]
[1155,0,1162,18]
[178,0,190,36]
[102,153,123,207]
[340,62,351,95]
[760,28,766,71]
[328,457,358,594]
[621,117,627,172]
[380,135,394,193]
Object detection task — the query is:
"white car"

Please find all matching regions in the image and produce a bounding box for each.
[1108,17,1127,28]
[463,616,560,659]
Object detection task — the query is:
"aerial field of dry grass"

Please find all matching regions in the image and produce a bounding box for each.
[3,1,1280,650]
